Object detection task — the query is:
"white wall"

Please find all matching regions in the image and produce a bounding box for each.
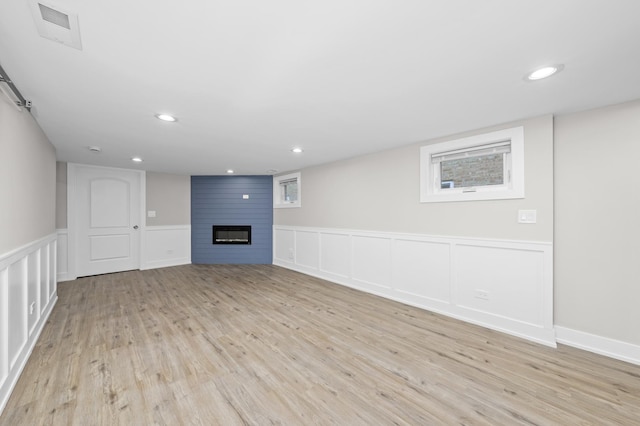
[274,101,640,364]
[0,94,58,414]
[56,166,192,281]
[554,99,640,355]
[274,115,555,346]
[0,97,56,254]
[55,162,67,229]
[143,172,191,270]
[275,115,553,242]
[145,172,191,227]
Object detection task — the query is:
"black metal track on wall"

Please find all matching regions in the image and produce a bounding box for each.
[0,61,31,111]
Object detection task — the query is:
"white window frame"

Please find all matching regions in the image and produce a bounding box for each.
[273,172,301,208]
[420,126,525,203]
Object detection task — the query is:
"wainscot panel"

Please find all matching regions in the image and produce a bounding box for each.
[319,233,351,278]
[295,231,319,269]
[56,229,69,282]
[141,225,191,270]
[393,238,450,304]
[352,236,392,290]
[274,225,555,347]
[0,233,58,416]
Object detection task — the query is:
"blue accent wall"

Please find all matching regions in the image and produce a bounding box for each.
[191,176,273,264]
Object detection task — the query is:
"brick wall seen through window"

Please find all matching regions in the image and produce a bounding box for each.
[440,153,503,188]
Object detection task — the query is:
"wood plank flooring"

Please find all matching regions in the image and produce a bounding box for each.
[1,264,639,425]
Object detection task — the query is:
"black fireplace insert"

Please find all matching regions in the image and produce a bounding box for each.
[212,225,251,244]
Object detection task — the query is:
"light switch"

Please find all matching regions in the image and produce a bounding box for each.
[147,210,156,218]
[243,194,249,199]
[518,209,537,224]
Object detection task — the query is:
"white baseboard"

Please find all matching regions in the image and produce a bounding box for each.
[555,326,640,366]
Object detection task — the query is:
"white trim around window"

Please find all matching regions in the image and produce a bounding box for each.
[273,172,301,208]
[420,126,525,203]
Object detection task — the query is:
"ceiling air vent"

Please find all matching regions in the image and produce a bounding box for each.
[29,1,82,50]
[38,4,71,29]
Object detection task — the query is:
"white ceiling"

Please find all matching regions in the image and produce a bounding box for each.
[1,0,639,175]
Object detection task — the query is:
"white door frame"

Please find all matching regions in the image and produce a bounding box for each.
[67,163,146,280]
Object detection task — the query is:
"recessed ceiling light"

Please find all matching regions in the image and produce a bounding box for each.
[131,157,143,163]
[266,169,278,174]
[526,64,564,81]
[155,113,177,122]
[291,147,303,153]
[226,169,234,174]
[88,146,101,153]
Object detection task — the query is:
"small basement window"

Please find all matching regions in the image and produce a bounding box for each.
[274,172,301,208]
[420,126,525,202]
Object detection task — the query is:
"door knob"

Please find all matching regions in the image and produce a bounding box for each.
[133,225,139,230]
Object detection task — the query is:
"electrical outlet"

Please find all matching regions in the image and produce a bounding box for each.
[475,290,489,300]
[288,248,294,260]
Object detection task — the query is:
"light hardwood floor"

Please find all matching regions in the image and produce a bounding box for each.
[2,264,639,425]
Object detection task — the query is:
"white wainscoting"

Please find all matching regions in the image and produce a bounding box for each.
[57,226,191,279]
[273,226,555,347]
[141,225,191,270]
[0,233,58,415]
[56,229,70,282]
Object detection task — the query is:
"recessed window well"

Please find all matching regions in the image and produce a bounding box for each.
[155,113,177,122]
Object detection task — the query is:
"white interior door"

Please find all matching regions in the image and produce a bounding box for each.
[75,165,142,277]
